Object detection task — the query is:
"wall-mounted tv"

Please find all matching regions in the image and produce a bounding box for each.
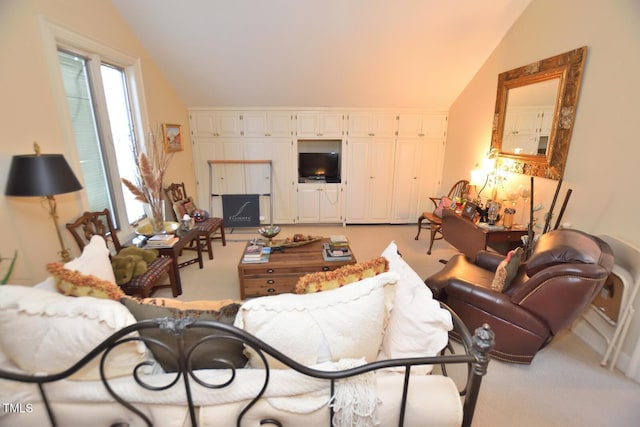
[298,152,340,182]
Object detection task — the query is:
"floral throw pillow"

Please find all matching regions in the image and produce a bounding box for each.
[490,247,523,292]
[47,262,125,300]
[294,257,389,294]
[434,196,453,218]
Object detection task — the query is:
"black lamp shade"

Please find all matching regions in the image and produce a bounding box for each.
[5,154,83,197]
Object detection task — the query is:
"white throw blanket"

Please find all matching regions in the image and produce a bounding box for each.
[329,358,379,427]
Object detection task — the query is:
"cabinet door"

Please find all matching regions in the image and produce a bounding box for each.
[216,112,244,137]
[397,113,447,138]
[319,184,342,222]
[366,140,395,222]
[243,111,293,137]
[421,114,448,138]
[345,139,370,222]
[190,112,217,138]
[297,183,341,223]
[242,112,268,137]
[345,138,394,223]
[397,113,424,137]
[190,111,243,137]
[270,139,296,224]
[297,112,343,137]
[391,138,444,223]
[297,185,322,223]
[347,111,397,137]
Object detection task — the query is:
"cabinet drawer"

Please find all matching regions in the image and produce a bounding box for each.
[488,231,527,243]
[240,264,334,276]
[242,277,298,297]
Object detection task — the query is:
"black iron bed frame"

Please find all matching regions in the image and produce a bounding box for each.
[0,304,494,427]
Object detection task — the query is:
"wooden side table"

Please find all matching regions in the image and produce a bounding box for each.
[441,209,526,260]
[154,228,203,296]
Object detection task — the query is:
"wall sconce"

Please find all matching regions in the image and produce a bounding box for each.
[5,143,83,262]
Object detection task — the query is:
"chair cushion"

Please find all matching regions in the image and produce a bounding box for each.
[122,256,172,292]
[194,217,224,233]
[172,196,197,220]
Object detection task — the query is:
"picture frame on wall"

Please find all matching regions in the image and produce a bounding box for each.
[163,123,183,153]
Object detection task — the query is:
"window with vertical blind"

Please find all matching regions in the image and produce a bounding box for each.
[56,50,144,227]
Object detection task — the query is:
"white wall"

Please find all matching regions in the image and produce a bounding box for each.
[444,0,640,375]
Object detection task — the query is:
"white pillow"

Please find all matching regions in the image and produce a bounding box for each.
[64,235,116,283]
[0,285,146,380]
[379,242,452,373]
[235,271,398,369]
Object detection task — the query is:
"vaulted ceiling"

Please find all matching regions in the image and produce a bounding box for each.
[112,0,532,109]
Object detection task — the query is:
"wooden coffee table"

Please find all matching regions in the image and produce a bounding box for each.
[237,238,357,299]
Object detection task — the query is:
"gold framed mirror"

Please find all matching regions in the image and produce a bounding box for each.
[490,46,587,180]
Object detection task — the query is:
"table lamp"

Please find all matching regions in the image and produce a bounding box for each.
[5,143,83,262]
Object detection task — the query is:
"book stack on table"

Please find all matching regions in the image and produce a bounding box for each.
[323,235,353,262]
[242,243,271,264]
[145,234,179,248]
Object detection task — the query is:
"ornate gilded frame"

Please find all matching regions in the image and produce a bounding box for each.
[490,46,587,180]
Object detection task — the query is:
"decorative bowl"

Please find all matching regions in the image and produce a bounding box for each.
[258,225,281,239]
[135,221,179,236]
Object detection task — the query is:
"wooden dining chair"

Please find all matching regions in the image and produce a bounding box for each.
[415,179,470,255]
[66,209,177,297]
[164,182,226,260]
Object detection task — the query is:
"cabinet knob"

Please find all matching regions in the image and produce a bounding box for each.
[267,268,274,273]
[322,266,330,271]
[369,133,375,137]
[265,133,271,136]
[317,133,323,136]
[267,279,275,284]
[267,288,276,293]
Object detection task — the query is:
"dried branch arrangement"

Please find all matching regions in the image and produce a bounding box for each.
[121,127,174,229]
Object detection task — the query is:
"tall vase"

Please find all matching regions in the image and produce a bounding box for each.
[144,200,166,234]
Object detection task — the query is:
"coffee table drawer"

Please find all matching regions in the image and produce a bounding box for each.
[242,277,298,297]
[240,264,335,276]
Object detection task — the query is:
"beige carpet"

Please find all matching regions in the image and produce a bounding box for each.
[154,224,640,426]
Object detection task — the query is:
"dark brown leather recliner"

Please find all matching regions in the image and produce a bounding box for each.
[424,229,614,364]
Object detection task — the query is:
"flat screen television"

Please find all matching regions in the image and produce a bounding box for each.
[298,152,340,181]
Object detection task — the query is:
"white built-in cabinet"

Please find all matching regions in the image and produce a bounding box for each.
[297,183,342,223]
[296,111,344,138]
[190,110,296,224]
[189,109,446,225]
